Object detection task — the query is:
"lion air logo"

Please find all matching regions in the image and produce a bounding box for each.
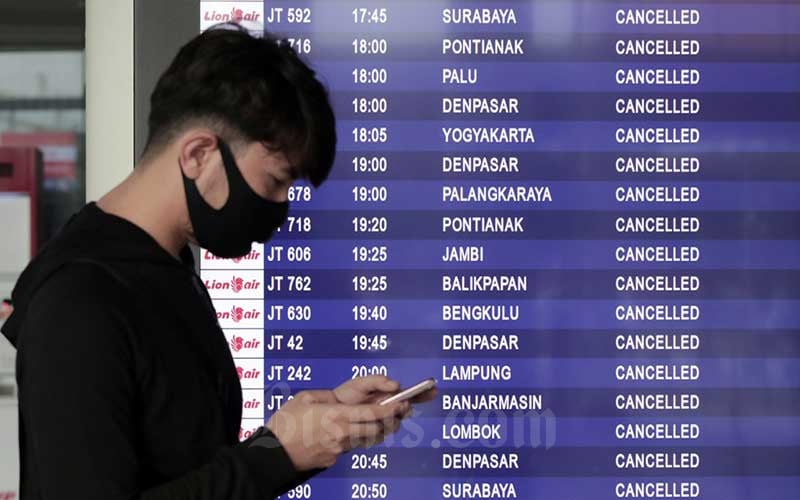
[230,306,244,323]
[203,6,261,24]
[201,246,261,268]
[230,276,244,293]
[236,366,244,379]
[230,335,244,352]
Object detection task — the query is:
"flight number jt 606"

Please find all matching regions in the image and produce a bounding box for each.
[266,246,312,262]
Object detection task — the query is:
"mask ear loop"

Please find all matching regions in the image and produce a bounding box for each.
[216,136,247,184]
[178,150,229,218]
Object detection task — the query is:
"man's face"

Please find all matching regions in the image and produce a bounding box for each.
[189,137,297,210]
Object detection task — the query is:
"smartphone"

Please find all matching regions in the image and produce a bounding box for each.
[379,377,436,405]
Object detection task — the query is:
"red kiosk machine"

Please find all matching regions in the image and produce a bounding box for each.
[0,146,45,261]
[0,146,42,500]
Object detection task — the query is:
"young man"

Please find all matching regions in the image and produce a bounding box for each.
[1,26,433,499]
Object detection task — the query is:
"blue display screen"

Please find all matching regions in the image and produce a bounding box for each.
[200,2,800,498]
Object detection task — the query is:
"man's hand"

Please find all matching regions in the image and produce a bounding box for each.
[334,375,438,406]
[266,389,409,471]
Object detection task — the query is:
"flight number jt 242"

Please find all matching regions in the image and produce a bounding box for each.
[264,365,312,382]
[263,364,387,387]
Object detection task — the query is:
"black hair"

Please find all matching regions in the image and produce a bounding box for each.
[144,24,336,187]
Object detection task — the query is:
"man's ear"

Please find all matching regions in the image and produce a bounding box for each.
[178,131,219,180]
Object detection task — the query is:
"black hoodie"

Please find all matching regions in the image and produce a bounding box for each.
[1,202,312,499]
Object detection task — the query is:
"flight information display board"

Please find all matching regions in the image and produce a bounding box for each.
[199,1,800,499]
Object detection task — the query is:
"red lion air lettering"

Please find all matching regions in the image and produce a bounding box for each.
[204,276,260,293]
[217,306,260,323]
[243,398,261,409]
[203,7,261,24]
[237,366,261,380]
[203,249,261,261]
[229,335,261,353]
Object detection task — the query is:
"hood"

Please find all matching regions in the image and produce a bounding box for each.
[1,202,192,347]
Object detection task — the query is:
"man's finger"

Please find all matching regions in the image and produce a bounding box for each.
[334,376,401,405]
[380,416,403,436]
[343,401,408,422]
[340,375,400,394]
[296,390,338,404]
[347,422,384,441]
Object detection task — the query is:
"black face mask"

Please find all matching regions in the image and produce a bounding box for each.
[181,138,289,258]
